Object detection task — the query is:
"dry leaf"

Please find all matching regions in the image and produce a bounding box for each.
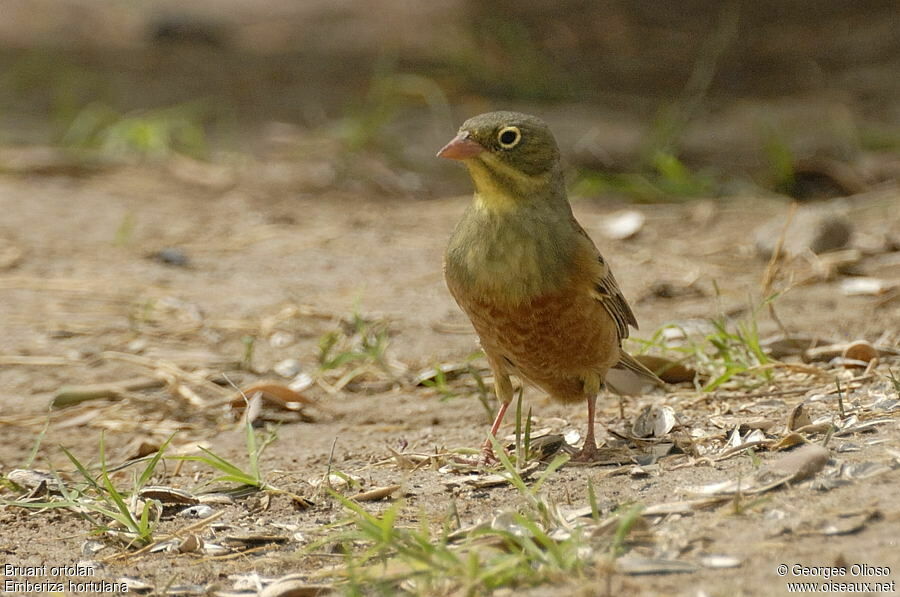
[755,444,831,485]
[690,444,830,495]
[178,534,203,553]
[230,383,317,411]
[230,383,320,423]
[353,485,401,502]
[773,433,807,450]
[842,340,878,364]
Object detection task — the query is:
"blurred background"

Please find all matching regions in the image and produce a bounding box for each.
[1,0,898,200]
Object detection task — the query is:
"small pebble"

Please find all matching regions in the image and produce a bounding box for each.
[269,331,296,348]
[273,358,303,378]
[178,504,215,519]
[754,206,852,258]
[153,248,190,267]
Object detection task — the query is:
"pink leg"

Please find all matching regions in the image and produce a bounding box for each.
[480,400,511,462]
[572,394,600,461]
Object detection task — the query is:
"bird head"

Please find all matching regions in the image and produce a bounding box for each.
[437,111,562,210]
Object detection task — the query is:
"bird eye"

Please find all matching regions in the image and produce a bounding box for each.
[497,126,521,149]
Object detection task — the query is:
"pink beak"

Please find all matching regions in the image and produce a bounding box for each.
[437,132,484,160]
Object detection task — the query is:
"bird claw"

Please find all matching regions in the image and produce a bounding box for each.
[450,445,501,468]
[570,443,601,463]
[480,448,499,466]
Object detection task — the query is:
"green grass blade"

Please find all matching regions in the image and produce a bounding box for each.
[60,446,103,493]
[24,419,50,469]
[488,436,530,496]
[137,433,175,488]
[514,389,523,468]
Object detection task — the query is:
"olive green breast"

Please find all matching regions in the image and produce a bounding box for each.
[444,199,579,307]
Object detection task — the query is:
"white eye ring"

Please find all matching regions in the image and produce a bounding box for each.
[497,126,522,149]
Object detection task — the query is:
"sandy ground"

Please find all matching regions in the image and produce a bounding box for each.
[0,157,898,595]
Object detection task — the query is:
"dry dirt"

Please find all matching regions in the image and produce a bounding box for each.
[0,156,898,596]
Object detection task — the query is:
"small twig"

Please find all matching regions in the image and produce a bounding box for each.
[822,424,836,448]
[761,202,798,338]
[835,378,845,419]
[325,437,338,492]
[761,202,797,294]
[714,440,774,462]
[0,356,74,366]
[863,358,879,377]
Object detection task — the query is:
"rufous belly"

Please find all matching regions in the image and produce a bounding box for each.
[459,286,620,403]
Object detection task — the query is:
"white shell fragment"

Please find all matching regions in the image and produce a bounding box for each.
[7,469,64,493]
[563,429,582,446]
[273,359,303,378]
[81,540,107,557]
[119,577,154,592]
[178,504,216,519]
[632,405,677,438]
[786,403,812,431]
[268,331,296,348]
[602,210,645,240]
[288,372,314,393]
[840,277,892,296]
[698,554,743,569]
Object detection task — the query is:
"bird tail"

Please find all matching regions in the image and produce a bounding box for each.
[614,351,665,387]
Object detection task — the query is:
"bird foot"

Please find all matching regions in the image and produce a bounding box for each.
[481,448,500,466]
[450,454,481,466]
[478,437,503,466]
[450,447,500,468]
[570,442,601,463]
